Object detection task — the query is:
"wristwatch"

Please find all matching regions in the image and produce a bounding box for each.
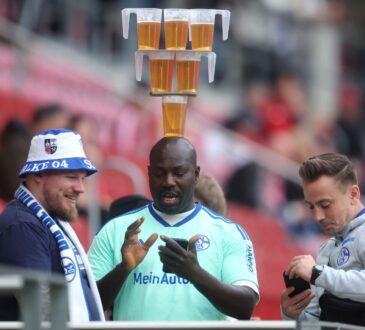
[310,265,324,285]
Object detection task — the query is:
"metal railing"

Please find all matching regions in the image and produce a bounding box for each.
[1,266,364,330]
[1,320,365,330]
[0,266,67,330]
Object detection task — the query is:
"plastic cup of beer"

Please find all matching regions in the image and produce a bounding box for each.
[162,95,188,137]
[122,8,162,49]
[135,50,174,93]
[175,51,216,94]
[163,9,189,50]
[188,9,230,50]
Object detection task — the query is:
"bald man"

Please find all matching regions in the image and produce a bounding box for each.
[88,137,259,320]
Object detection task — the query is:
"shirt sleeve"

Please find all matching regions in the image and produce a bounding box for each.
[0,223,53,271]
[316,266,365,302]
[221,223,259,294]
[315,231,365,303]
[87,222,116,281]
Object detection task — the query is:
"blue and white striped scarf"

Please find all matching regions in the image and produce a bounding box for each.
[15,184,104,322]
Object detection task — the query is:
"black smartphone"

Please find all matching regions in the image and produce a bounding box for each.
[162,238,189,273]
[283,272,310,297]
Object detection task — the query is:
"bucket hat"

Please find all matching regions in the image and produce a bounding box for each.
[19,129,97,178]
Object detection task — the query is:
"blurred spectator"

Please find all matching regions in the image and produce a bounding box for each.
[36,0,67,36]
[224,80,270,143]
[225,161,261,208]
[329,81,365,195]
[307,115,337,155]
[31,103,70,135]
[225,124,327,252]
[195,171,227,216]
[0,119,31,209]
[334,82,365,160]
[268,129,327,253]
[69,115,103,169]
[69,115,108,249]
[224,69,306,209]
[108,194,151,222]
[260,70,304,139]
[223,80,270,208]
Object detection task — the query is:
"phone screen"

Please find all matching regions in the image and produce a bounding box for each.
[163,238,189,273]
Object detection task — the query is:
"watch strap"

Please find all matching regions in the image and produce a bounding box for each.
[310,265,323,285]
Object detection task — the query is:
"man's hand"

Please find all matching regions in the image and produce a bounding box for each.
[281,254,316,319]
[158,235,200,278]
[96,218,157,310]
[121,217,158,272]
[281,287,314,319]
[286,255,316,282]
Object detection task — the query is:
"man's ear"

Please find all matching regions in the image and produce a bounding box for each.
[33,172,44,183]
[195,166,200,183]
[350,185,360,201]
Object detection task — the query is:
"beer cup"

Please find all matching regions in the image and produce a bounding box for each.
[188,9,230,50]
[175,51,216,94]
[122,8,162,49]
[163,9,189,50]
[135,50,174,93]
[162,95,188,137]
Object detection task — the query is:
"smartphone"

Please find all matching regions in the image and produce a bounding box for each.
[283,272,310,297]
[162,238,189,273]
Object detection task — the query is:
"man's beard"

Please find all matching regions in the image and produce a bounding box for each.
[47,200,78,222]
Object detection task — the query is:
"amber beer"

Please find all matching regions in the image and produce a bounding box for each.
[149,59,174,93]
[164,20,188,50]
[162,99,188,137]
[137,21,161,49]
[191,23,214,50]
[176,60,201,93]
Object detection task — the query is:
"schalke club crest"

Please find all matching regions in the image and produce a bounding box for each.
[195,235,210,251]
[44,138,57,154]
[337,247,350,266]
[61,257,76,282]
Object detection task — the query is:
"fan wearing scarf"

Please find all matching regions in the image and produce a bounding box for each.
[0,129,104,322]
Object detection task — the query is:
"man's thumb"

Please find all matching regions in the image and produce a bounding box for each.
[188,235,200,255]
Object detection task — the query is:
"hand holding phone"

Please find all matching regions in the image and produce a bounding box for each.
[283,271,310,297]
[162,238,189,273]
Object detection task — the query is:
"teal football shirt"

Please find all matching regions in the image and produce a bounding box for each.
[88,203,259,320]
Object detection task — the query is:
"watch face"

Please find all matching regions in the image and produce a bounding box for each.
[316,265,324,272]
